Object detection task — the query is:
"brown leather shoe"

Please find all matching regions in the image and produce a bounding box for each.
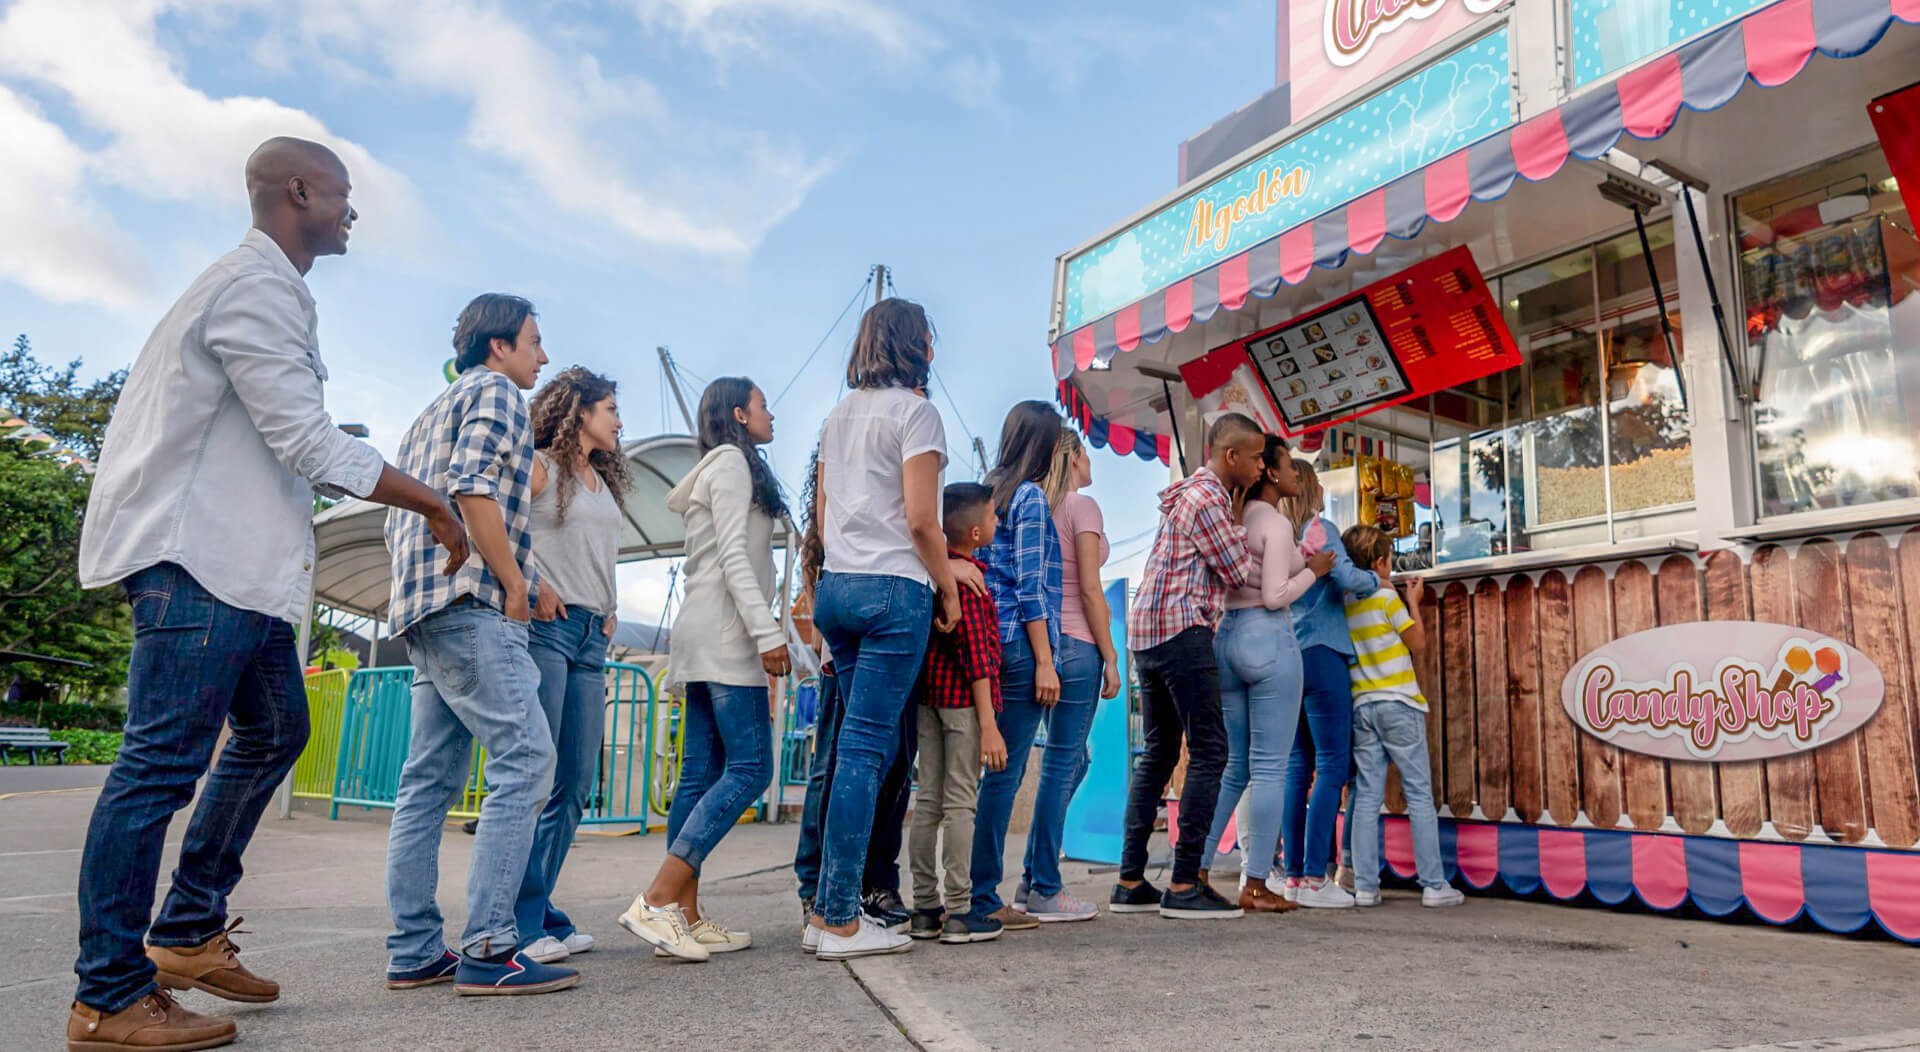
[988,906,1039,931]
[67,991,236,1051]
[1239,882,1300,914]
[147,918,278,1004]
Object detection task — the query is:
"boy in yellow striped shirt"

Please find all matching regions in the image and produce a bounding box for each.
[1340,526,1463,909]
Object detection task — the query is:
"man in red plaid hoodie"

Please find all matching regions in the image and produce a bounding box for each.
[1111,412,1266,920]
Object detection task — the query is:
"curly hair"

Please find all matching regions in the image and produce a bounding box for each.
[529,367,631,525]
[800,443,825,600]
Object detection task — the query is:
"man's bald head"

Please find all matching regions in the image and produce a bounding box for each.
[245,136,356,274]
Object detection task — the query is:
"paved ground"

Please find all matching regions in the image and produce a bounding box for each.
[5,765,1920,1051]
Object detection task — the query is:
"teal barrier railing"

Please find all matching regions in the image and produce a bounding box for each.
[329,667,416,819]
[582,662,659,827]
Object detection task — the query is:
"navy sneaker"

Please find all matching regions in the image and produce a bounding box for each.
[938,911,1003,944]
[453,951,579,997]
[386,949,461,990]
[861,888,911,934]
[908,909,944,940]
[1108,880,1162,914]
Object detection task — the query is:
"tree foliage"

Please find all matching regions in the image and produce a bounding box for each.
[2,334,127,460]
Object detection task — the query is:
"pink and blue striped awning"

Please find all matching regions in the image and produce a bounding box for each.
[1050,0,1920,384]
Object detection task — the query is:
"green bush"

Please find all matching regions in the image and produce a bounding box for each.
[0,700,124,730]
[48,729,122,764]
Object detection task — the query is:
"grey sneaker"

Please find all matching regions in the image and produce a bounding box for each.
[1025,890,1098,923]
[1014,880,1030,913]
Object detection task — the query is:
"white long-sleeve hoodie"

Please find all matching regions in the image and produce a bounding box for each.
[667,444,784,689]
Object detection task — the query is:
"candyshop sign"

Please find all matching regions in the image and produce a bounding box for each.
[1560,622,1884,763]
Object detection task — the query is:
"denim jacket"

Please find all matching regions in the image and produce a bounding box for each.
[1290,515,1379,657]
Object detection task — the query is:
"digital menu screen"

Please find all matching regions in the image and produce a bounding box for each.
[1222,245,1521,437]
[1248,298,1411,430]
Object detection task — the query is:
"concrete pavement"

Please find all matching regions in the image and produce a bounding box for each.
[4,765,1918,1051]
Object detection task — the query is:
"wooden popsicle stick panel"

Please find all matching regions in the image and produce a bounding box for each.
[1573,565,1623,828]
[1656,555,1718,835]
[1751,544,1814,840]
[1473,578,1511,820]
[1612,561,1668,830]
[1703,549,1767,838]
[1417,581,1445,806]
[1505,576,1545,823]
[1846,533,1920,849]
[1441,582,1476,817]
[1893,527,1920,847]
[1535,571,1583,826]
[1793,540,1869,843]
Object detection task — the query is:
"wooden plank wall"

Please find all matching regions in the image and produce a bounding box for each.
[1409,528,1920,849]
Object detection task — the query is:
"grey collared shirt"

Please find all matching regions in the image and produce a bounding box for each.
[79,229,384,623]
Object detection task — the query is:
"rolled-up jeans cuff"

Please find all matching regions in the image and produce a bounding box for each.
[461,925,521,961]
[668,839,709,875]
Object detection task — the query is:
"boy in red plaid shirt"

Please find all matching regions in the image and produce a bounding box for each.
[908,483,1012,945]
[1112,412,1265,920]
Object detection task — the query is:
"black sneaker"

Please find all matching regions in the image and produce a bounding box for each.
[862,889,911,933]
[908,909,944,940]
[938,911,1003,944]
[1159,882,1246,920]
[1109,880,1162,914]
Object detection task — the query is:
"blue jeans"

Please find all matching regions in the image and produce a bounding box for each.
[387,603,555,968]
[811,572,933,925]
[1201,608,1304,882]
[666,681,773,871]
[1019,636,1100,898]
[969,635,1045,914]
[1281,645,1354,880]
[514,607,609,946]
[1352,699,1447,892]
[75,564,309,1013]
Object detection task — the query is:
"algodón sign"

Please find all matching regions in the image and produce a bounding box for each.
[1558,621,1885,763]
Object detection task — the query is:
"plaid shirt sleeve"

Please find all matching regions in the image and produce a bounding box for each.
[957,589,1001,691]
[1007,485,1051,627]
[448,378,516,500]
[1191,496,1252,591]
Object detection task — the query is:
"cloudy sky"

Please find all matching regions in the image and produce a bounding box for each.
[0,0,1275,625]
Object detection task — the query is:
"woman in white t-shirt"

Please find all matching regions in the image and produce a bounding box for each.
[805,298,959,961]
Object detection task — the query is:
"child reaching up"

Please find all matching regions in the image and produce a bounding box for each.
[1340,526,1464,909]
[909,483,1011,945]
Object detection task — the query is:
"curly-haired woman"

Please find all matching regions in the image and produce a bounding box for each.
[619,376,790,961]
[513,367,630,964]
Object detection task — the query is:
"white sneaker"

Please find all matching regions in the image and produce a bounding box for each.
[522,935,570,963]
[658,916,751,956]
[1296,879,1356,909]
[1263,874,1291,899]
[802,923,821,955]
[562,931,594,955]
[1353,889,1382,907]
[815,916,913,961]
[617,896,710,962]
[1422,885,1466,908]
[1276,876,1303,902]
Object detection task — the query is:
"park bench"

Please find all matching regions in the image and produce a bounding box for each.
[0,727,70,765]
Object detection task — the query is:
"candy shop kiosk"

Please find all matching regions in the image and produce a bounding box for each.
[1050,0,1920,937]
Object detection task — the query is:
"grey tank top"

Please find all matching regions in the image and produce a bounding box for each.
[527,451,621,616]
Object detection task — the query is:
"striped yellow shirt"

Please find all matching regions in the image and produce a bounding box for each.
[1344,588,1427,712]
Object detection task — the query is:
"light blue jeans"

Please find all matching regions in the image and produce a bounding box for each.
[387,603,556,969]
[1350,699,1447,892]
[514,607,609,946]
[1020,635,1101,899]
[812,572,934,926]
[666,681,773,872]
[1200,608,1304,882]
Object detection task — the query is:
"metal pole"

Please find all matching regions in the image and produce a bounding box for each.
[873,264,887,307]
[1630,205,1689,408]
[657,347,697,432]
[1678,188,1746,401]
[1161,380,1189,475]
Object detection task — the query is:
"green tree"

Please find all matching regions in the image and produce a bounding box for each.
[1,336,132,698]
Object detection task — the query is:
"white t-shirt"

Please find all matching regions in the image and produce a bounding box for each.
[819,386,947,586]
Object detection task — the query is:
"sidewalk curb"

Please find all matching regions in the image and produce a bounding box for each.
[1706,1031,1920,1052]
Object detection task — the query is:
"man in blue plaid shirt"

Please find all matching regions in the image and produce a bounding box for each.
[381,293,579,997]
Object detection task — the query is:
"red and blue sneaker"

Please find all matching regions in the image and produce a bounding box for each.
[453,950,579,997]
[386,949,461,990]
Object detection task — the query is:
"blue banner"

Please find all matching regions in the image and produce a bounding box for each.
[1062,579,1131,865]
[1061,27,1512,333]
[1569,0,1773,87]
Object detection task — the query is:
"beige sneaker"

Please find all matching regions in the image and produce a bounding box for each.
[655,916,751,956]
[617,897,709,962]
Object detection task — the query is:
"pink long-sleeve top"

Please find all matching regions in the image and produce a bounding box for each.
[1225,500,1317,611]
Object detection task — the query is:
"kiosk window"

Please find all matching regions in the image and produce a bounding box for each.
[1736,148,1919,518]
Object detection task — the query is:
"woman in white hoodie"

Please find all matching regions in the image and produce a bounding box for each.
[619,377,790,962]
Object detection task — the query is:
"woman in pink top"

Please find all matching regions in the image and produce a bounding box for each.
[1011,430,1119,922]
[1198,434,1334,912]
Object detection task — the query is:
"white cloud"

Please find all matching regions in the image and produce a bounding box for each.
[625,0,929,62]
[942,52,1002,112]
[617,561,680,625]
[0,84,149,309]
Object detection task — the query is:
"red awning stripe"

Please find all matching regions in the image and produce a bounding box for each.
[1347,188,1389,255]
[1053,380,1171,465]
[1510,110,1572,181]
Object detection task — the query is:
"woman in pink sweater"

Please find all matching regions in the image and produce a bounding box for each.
[1197,434,1334,913]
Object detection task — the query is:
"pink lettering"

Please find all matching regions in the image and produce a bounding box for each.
[1582,666,1615,731]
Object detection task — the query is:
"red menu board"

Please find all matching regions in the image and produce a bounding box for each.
[1227,245,1520,436]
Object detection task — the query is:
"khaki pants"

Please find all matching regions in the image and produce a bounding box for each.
[908,705,983,914]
